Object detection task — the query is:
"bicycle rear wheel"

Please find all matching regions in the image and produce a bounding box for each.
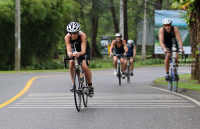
[74,70,81,111]
[173,69,178,92]
[82,81,89,107]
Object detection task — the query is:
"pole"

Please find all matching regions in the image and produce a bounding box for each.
[120,0,124,40]
[142,0,147,60]
[15,0,21,71]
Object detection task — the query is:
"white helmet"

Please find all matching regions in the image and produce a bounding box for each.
[127,40,134,44]
[66,22,80,32]
[115,33,122,37]
[162,18,172,25]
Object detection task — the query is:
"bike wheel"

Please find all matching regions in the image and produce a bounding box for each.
[118,65,121,85]
[74,70,81,111]
[127,63,130,83]
[168,68,172,91]
[173,80,178,92]
[82,81,89,107]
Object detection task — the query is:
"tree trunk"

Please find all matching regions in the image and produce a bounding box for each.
[190,0,200,81]
[110,0,119,33]
[195,0,200,83]
[91,0,102,58]
[156,0,163,10]
[124,0,128,41]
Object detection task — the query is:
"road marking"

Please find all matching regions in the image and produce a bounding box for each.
[9,93,195,109]
[144,86,200,107]
[0,75,67,108]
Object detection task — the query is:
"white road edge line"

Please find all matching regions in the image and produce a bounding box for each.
[144,86,200,107]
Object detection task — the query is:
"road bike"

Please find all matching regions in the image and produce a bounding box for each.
[115,54,125,85]
[125,55,133,83]
[167,38,184,92]
[64,56,89,111]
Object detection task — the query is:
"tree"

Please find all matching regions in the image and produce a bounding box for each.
[110,0,119,33]
[172,0,200,83]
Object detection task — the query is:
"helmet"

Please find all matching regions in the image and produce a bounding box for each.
[115,33,122,37]
[127,40,134,44]
[162,18,172,25]
[66,22,80,32]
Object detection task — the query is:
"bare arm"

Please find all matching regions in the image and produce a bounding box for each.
[174,26,183,48]
[80,32,87,56]
[159,27,166,49]
[123,40,128,53]
[110,40,116,54]
[134,45,136,57]
[65,34,73,57]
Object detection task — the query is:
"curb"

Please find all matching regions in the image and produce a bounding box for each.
[151,81,200,103]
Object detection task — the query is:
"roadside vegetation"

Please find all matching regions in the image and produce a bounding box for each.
[154,74,200,92]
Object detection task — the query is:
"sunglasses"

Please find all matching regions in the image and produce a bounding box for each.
[164,24,171,27]
[69,31,78,35]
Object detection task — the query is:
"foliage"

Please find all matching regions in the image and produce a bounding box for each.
[140,58,164,66]
[0,0,79,70]
[172,0,196,25]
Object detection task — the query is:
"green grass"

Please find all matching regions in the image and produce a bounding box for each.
[154,74,200,91]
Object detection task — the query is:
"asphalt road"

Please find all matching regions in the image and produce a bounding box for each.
[0,67,200,129]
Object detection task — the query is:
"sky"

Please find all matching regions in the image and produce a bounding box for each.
[155,10,187,25]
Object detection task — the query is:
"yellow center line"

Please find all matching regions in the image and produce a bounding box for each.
[0,70,166,108]
[0,75,67,108]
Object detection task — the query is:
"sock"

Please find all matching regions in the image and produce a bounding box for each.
[166,72,169,75]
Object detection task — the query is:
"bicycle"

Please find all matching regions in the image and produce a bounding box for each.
[115,54,125,85]
[64,55,89,111]
[125,55,134,83]
[167,38,184,92]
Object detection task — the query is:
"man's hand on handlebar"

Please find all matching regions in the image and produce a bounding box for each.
[180,48,184,54]
[68,52,73,58]
[73,51,80,58]
[163,48,169,54]
[110,53,113,58]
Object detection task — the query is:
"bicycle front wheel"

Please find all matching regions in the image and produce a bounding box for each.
[74,70,81,111]
[82,81,89,107]
[127,62,130,83]
[173,81,178,92]
[118,65,121,85]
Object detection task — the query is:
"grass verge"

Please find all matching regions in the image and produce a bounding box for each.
[154,74,200,92]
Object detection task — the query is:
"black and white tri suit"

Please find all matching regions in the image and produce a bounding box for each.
[114,40,124,58]
[164,26,179,52]
[70,31,90,60]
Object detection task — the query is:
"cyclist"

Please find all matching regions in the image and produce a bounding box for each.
[110,33,128,79]
[124,39,136,76]
[65,22,94,98]
[159,18,184,81]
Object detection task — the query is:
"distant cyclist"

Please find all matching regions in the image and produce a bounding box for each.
[64,22,94,98]
[110,33,128,79]
[124,39,136,76]
[159,18,184,81]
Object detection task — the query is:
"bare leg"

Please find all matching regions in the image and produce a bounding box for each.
[130,58,134,71]
[69,60,75,83]
[113,56,117,69]
[120,58,125,73]
[124,59,127,72]
[82,60,92,84]
[165,53,171,73]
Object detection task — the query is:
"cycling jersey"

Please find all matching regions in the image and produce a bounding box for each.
[70,32,90,59]
[164,26,178,49]
[115,40,124,54]
[126,44,134,56]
